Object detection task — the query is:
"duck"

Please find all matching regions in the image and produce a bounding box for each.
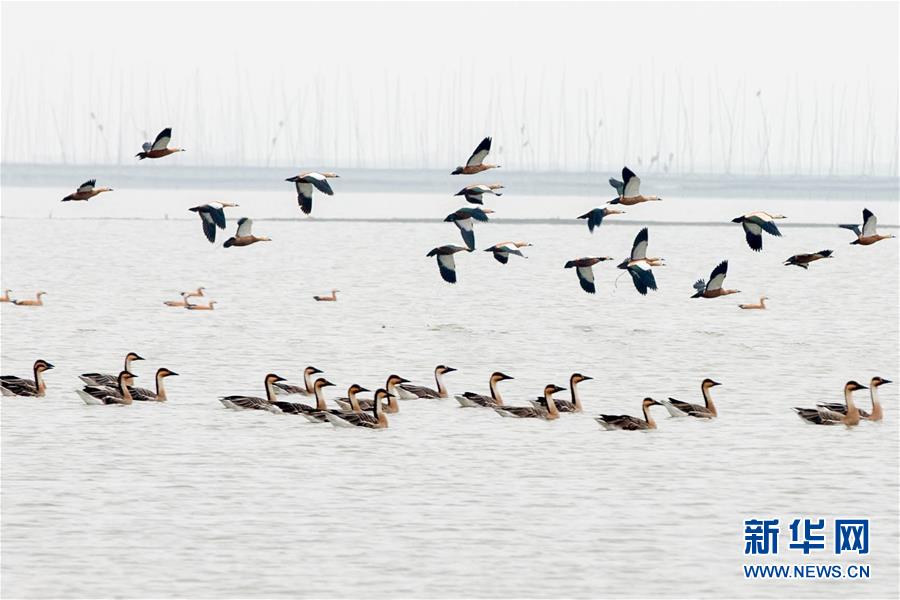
[163,293,190,307]
[494,384,565,419]
[565,257,614,294]
[485,241,531,264]
[11,292,46,306]
[274,365,323,396]
[660,379,722,418]
[426,245,471,284]
[840,208,895,245]
[691,260,740,298]
[395,365,457,399]
[617,227,663,295]
[189,202,239,243]
[1,359,54,397]
[185,301,217,310]
[596,398,663,430]
[578,207,624,233]
[135,128,185,160]
[61,179,113,202]
[223,218,271,248]
[739,296,768,310]
[78,371,138,405]
[325,389,392,429]
[0,289,12,302]
[296,383,372,423]
[452,137,499,175]
[270,378,336,421]
[219,373,286,412]
[793,381,868,426]
[130,368,179,402]
[335,374,408,412]
[313,290,339,302]
[784,250,833,269]
[455,183,504,205]
[731,212,785,251]
[530,373,592,413]
[79,352,145,386]
[285,172,339,215]
[607,167,662,205]
[183,287,206,299]
[455,372,514,408]
[816,376,891,422]
[445,207,493,251]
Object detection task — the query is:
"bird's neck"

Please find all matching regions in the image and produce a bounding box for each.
[314,386,328,410]
[570,381,582,411]
[701,385,717,416]
[155,373,167,401]
[543,391,559,417]
[642,404,657,428]
[435,371,448,398]
[869,387,882,421]
[489,379,504,405]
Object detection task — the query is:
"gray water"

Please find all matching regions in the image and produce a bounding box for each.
[1,172,898,598]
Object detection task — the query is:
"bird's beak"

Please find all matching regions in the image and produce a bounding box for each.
[581,375,593,381]
[168,371,180,377]
[881,379,892,385]
[444,367,457,373]
[358,387,370,393]
[45,363,55,369]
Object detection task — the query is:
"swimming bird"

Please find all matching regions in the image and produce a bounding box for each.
[565,257,614,294]
[530,373,592,413]
[77,371,137,405]
[616,227,663,295]
[596,398,663,430]
[426,245,471,284]
[274,366,324,396]
[607,167,662,205]
[189,203,238,243]
[335,374,408,412]
[186,301,217,310]
[128,368,178,402]
[0,289,12,302]
[739,296,768,310]
[11,292,46,306]
[136,128,185,160]
[223,218,271,248]
[485,241,531,264]
[660,379,722,418]
[270,378,336,421]
[839,208,895,245]
[182,287,206,299]
[285,172,339,215]
[294,383,371,423]
[731,212,785,251]
[452,137,499,175]
[61,179,113,202]
[691,260,740,298]
[313,290,339,302]
[1,359,54,397]
[793,381,868,426]
[578,207,624,233]
[455,372,514,408]
[79,352,145,386]
[784,250,833,269]
[164,293,190,307]
[325,388,393,429]
[445,207,493,250]
[220,373,286,412]
[396,365,457,399]
[494,384,565,419]
[455,183,504,204]
[817,376,891,422]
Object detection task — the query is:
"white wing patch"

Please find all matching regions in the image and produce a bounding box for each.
[631,239,648,261]
[862,212,877,236]
[236,218,253,237]
[707,272,726,291]
[437,253,456,271]
[623,174,641,197]
[577,266,595,283]
[744,221,762,236]
[151,133,171,151]
[467,149,489,167]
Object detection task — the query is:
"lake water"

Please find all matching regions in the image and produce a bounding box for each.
[1,167,898,598]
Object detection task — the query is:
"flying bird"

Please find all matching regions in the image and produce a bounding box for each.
[578,207,624,233]
[189,202,239,243]
[485,241,531,264]
[136,128,185,159]
[454,183,504,205]
[61,179,113,202]
[285,172,339,215]
[784,250,833,269]
[691,260,740,298]
[444,207,492,250]
[607,167,662,205]
[565,257,614,294]
[731,212,785,251]
[616,227,662,295]
[426,245,471,284]
[839,208,895,245]
[452,137,500,175]
[223,218,271,248]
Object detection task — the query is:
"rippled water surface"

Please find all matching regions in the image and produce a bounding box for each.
[2,176,898,598]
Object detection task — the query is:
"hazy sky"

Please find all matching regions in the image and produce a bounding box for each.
[2,1,898,174]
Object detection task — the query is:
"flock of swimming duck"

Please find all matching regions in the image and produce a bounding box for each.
[1,357,891,430]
